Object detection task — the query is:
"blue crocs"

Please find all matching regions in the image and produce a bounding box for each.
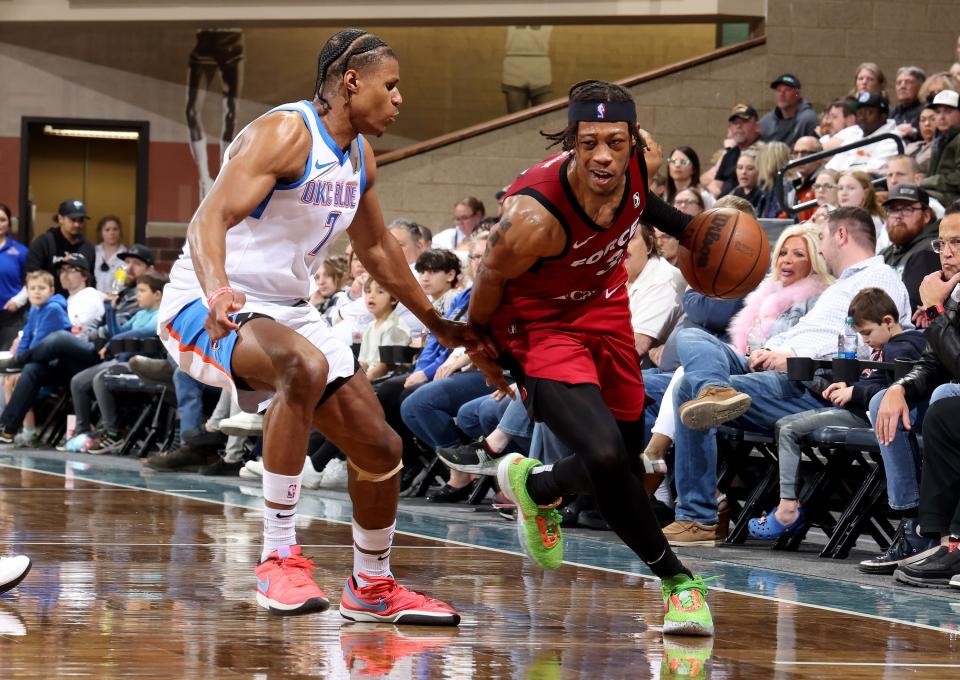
[748,507,806,540]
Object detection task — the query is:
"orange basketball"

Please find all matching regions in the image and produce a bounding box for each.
[677,208,770,299]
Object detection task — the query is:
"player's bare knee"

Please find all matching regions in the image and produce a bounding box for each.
[275,348,328,405]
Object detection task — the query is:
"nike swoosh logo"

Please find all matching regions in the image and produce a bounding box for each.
[314,160,337,173]
[256,576,270,592]
[275,512,295,519]
[604,282,625,299]
[573,235,598,249]
[345,584,389,612]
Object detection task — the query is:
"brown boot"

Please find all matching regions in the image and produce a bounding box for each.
[662,520,721,547]
[679,386,752,431]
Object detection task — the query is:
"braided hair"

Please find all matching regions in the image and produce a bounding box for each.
[314,28,396,109]
[542,79,646,154]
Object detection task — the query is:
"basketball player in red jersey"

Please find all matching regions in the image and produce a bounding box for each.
[169,29,491,625]
[468,80,714,636]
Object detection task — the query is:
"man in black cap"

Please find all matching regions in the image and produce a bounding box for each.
[921,90,960,207]
[24,199,96,295]
[111,244,157,326]
[759,73,819,146]
[880,184,941,315]
[703,103,761,198]
[827,92,900,173]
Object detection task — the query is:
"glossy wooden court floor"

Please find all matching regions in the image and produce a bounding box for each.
[1,465,958,679]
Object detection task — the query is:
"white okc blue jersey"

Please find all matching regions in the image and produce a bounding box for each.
[167,99,366,304]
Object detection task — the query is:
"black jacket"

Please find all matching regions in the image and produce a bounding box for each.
[895,295,960,401]
[807,330,927,419]
[26,227,96,294]
[881,220,942,312]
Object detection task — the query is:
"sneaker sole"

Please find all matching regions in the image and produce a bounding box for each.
[859,544,941,575]
[0,558,31,595]
[666,537,722,547]
[679,394,752,431]
[238,468,261,479]
[437,449,500,476]
[663,620,715,637]
[950,576,960,590]
[220,424,263,437]
[893,569,952,588]
[256,591,330,616]
[338,603,460,626]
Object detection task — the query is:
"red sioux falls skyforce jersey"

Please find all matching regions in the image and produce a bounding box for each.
[491,149,647,337]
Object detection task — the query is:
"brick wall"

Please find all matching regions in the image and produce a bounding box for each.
[146,236,184,274]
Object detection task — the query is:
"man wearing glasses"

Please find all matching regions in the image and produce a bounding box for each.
[788,136,825,220]
[879,185,941,319]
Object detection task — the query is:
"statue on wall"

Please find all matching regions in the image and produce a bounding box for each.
[185,29,245,199]
[501,25,553,113]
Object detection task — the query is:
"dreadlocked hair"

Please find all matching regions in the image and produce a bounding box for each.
[314,28,396,110]
[541,79,646,154]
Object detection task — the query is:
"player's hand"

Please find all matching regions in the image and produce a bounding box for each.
[919,270,960,309]
[875,385,911,445]
[204,289,246,341]
[430,319,499,358]
[468,349,513,395]
[637,128,662,178]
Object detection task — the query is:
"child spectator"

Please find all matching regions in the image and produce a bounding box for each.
[358,278,411,381]
[748,288,926,539]
[0,271,71,446]
[67,272,168,453]
[415,248,461,315]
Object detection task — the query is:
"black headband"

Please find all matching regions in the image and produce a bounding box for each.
[568,100,636,125]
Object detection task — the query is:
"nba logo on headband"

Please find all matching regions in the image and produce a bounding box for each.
[596,103,606,119]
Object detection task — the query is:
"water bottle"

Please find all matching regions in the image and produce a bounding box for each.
[747,317,764,355]
[837,316,858,359]
[111,268,126,294]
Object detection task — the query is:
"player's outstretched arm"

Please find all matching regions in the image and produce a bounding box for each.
[189,112,311,338]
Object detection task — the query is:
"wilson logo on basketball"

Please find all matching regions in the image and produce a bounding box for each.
[696,214,728,267]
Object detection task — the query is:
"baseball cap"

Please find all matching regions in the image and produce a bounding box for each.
[770,73,801,89]
[57,199,89,220]
[58,252,91,272]
[728,104,759,121]
[117,243,155,266]
[932,90,959,109]
[854,91,889,112]
[882,183,930,207]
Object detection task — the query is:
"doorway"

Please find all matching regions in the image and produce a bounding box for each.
[18,117,149,246]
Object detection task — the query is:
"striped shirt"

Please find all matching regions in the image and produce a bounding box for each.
[765,256,913,360]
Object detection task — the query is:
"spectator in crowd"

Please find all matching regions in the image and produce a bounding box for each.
[665,146,714,209]
[906,105,938,172]
[837,171,888,252]
[433,197,484,251]
[0,203,28,350]
[827,93,901,174]
[415,248,461,315]
[625,223,686,360]
[702,104,761,198]
[787,136,826,221]
[865,203,960,575]
[821,97,860,151]
[653,227,680,267]
[756,141,791,218]
[951,62,960,83]
[58,254,105,341]
[920,90,960,207]
[358,278,411,381]
[24,199,96,295]
[749,287,925,540]
[111,244,156,327]
[92,215,126,294]
[886,155,946,217]
[388,219,427,269]
[671,188,705,219]
[850,62,887,97]
[649,172,667,199]
[730,144,766,213]
[663,207,912,546]
[808,169,841,226]
[891,66,926,141]
[311,257,347,322]
[333,244,372,340]
[0,271,72,446]
[759,73,819,147]
[918,72,956,106]
[880,184,942,316]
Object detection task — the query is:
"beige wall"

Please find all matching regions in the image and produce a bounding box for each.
[377,0,960,230]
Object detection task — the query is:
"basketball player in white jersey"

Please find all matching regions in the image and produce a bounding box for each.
[159,29,485,625]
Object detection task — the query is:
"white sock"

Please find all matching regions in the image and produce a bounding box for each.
[352,519,395,586]
[261,504,297,562]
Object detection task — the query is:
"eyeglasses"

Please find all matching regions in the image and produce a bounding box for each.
[667,158,692,167]
[673,199,701,207]
[469,254,483,261]
[885,204,923,218]
[813,183,837,191]
[61,266,82,274]
[932,238,960,253]
[454,214,478,223]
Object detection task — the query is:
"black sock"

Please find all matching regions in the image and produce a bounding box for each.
[526,465,565,505]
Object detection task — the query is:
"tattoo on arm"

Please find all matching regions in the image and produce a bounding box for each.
[485,216,513,256]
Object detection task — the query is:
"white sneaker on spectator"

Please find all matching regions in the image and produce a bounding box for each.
[239,459,263,479]
[0,555,31,594]
[219,412,264,437]
[319,458,348,489]
[241,457,323,489]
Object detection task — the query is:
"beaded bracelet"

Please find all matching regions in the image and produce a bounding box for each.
[207,286,235,307]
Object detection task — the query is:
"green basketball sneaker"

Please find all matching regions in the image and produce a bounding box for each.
[496,452,564,570]
[661,574,715,636]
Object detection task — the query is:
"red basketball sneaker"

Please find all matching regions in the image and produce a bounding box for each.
[255,545,330,616]
[339,573,460,626]
[340,627,457,677]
